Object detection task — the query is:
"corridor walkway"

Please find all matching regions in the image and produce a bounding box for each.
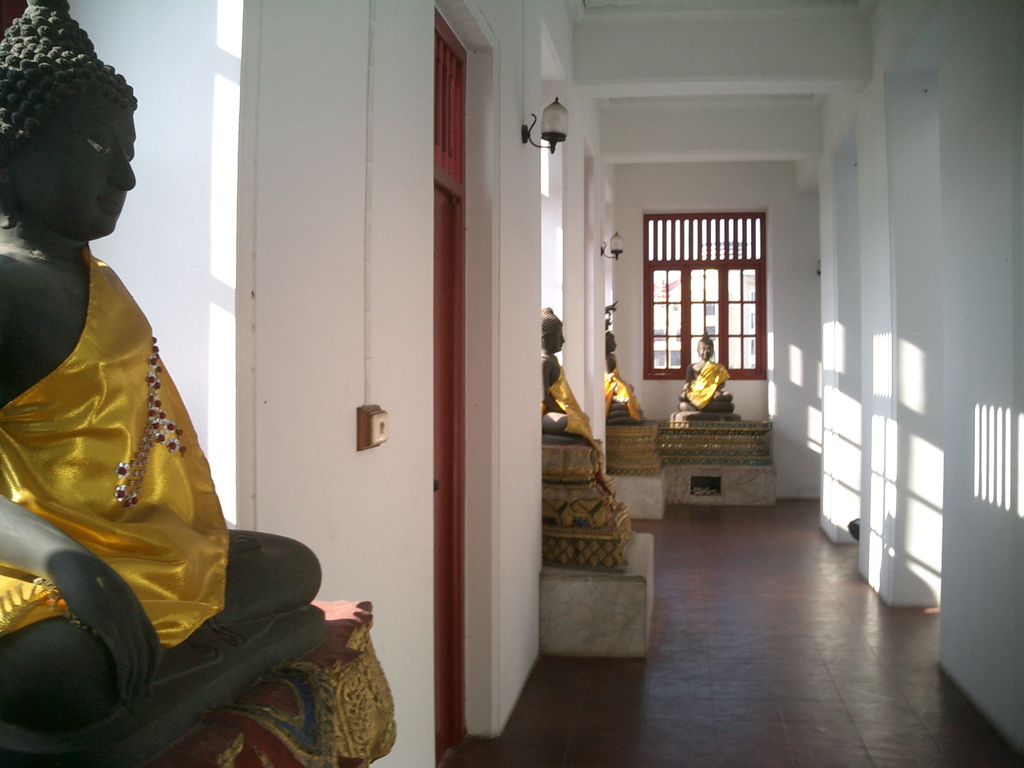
[442,500,1024,767]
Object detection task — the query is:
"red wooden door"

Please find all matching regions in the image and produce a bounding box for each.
[433,12,466,765]
[0,1,27,31]
[433,184,464,763]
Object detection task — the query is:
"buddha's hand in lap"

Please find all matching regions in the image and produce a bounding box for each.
[48,549,161,706]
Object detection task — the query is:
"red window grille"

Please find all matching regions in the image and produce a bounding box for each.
[643,212,767,380]
[434,15,464,187]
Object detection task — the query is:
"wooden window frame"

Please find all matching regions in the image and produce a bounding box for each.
[643,212,768,381]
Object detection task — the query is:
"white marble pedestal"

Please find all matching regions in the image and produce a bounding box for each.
[664,463,776,505]
[540,533,654,657]
[611,473,665,519]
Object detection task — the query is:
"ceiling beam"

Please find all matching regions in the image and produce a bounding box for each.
[574,12,871,99]
[600,98,822,163]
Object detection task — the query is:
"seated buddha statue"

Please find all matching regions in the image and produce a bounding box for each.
[677,334,736,415]
[0,2,324,763]
[604,330,644,426]
[541,308,594,447]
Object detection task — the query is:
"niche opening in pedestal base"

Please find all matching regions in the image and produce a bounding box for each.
[690,475,722,497]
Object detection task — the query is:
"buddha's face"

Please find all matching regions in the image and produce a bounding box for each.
[698,341,714,361]
[5,91,136,243]
[542,325,564,354]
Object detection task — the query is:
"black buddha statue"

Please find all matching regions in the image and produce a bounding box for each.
[676,333,736,417]
[0,3,324,765]
[541,307,594,446]
[604,330,644,426]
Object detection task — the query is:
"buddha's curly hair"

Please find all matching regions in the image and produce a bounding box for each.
[541,307,562,336]
[0,0,135,151]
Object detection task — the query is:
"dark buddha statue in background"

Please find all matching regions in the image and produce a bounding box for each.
[541,307,594,446]
[0,2,324,764]
[604,324,644,426]
[677,333,736,416]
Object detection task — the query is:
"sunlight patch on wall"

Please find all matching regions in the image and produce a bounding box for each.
[823,385,862,446]
[209,303,237,525]
[216,0,243,58]
[868,525,883,591]
[822,321,835,372]
[868,414,897,591]
[822,321,847,376]
[974,404,1011,511]
[1019,413,1023,518]
[789,344,803,387]
[898,339,926,415]
[807,405,822,453]
[908,434,943,509]
[904,497,942,573]
[211,74,239,289]
[541,147,550,197]
[824,427,861,493]
[872,333,892,398]
[821,384,862,526]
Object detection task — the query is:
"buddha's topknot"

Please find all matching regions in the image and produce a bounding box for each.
[541,307,562,336]
[0,0,135,149]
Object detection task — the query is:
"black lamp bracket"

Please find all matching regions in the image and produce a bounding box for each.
[522,113,542,148]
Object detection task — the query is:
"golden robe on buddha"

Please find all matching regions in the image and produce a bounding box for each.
[544,368,596,448]
[0,252,229,648]
[604,366,642,420]
[686,361,730,410]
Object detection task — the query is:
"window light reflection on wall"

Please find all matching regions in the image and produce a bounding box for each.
[974,404,1011,511]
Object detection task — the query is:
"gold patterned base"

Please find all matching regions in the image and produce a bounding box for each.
[542,443,604,485]
[330,623,397,765]
[145,602,394,768]
[657,420,773,466]
[542,503,632,569]
[542,483,616,528]
[606,425,661,476]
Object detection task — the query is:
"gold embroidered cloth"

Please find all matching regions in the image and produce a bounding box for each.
[686,361,730,410]
[604,366,642,420]
[545,368,596,447]
[0,251,228,647]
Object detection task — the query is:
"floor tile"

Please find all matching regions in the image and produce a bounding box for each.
[440,501,1024,768]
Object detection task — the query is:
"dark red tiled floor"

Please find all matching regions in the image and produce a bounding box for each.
[441,500,1024,767]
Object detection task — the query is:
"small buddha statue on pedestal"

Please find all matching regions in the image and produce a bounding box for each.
[541,307,595,446]
[604,330,644,426]
[675,333,737,419]
[0,3,324,764]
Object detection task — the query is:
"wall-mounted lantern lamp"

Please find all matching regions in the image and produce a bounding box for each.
[522,97,568,154]
[601,232,623,260]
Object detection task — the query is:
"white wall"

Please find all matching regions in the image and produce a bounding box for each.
[888,45,942,607]
[936,0,1023,749]
[614,161,821,498]
[237,3,438,764]
[76,1,241,522]
[237,0,603,758]
[819,0,1024,747]
[820,127,862,544]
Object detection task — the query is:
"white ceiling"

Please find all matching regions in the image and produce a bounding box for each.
[566,0,877,188]
[576,0,864,14]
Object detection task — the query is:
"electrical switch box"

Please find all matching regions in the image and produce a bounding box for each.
[357,405,389,450]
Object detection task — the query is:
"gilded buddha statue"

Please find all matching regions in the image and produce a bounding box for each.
[541,307,595,447]
[0,3,324,764]
[676,333,737,417]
